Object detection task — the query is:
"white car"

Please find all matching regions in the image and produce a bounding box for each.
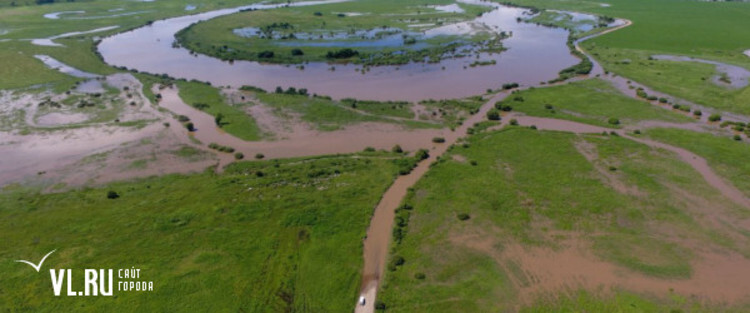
[358,296,366,306]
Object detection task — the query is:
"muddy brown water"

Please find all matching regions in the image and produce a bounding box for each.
[98,0,578,101]
[156,86,447,168]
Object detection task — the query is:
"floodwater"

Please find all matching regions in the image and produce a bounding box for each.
[652,54,750,89]
[156,85,445,167]
[31,25,119,47]
[35,55,99,78]
[98,0,579,101]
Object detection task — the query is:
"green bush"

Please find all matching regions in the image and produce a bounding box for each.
[734,135,742,141]
[415,149,430,161]
[234,152,244,160]
[608,117,620,125]
[392,145,403,153]
[708,114,722,122]
[106,191,120,199]
[693,110,702,117]
[291,48,304,56]
[457,213,470,221]
[432,137,446,143]
[509,119,518,126]
[255,153,265,159]
[414,272,426,280]
[185,122,195,131]
[486,109,500,121]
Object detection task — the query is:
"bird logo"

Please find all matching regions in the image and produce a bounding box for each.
[15,250,56,272]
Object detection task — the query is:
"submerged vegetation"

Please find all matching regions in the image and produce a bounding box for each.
[174,0,504,66]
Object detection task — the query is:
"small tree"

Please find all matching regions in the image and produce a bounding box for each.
[185,122,195,131]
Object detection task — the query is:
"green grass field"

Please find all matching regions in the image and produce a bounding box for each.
[378,127,750,312]
[0,154,405,312]
[644,128,750,199]
[508,78,693,127]
[501,0,750,114]
[176,80,263,141]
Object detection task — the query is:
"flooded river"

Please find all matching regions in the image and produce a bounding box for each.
[98,0,578,101]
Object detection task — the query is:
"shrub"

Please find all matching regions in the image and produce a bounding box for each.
[392,256,405,267]
[313,11,322,16]
[693,110,702,117]
[177,115,190,122]
[375,301,386,310]
[414,273,426,280]
[432,137,445,143]
[291,48,304,56]
[392,144,403,153]
[326,48,359,59]
[185,122,195,131]
[486,109,500,121]
[633,129,641,135]
[608,166,617,171]
[457,213,470,221]
[106,191,120,199]
[364,146,376,152]
[544,104,554,110]
[608,117,620,125]
[415,149,430,161]
[658,97,668,103]
[214,113,224,127]
[257,50,274,58]
[734,135,742,141]
[502,82,519,90]
[708,114,722,122]
[509,119,518,126]
[255,153,265,159]
[234,152,244,160]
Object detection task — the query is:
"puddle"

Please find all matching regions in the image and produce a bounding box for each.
[34,55,100,78]
[31,25,119,47]
[431,4,465,13]
[43,11,85,19]
[76,79,106,93]
[36,113,90,126]
[652,54,750,89]
[185,5,197,11]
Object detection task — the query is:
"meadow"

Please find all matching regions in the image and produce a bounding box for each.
[377,127,750,312]
[0,154,405,312]
[501,0,750,114]
[507,78,693,127]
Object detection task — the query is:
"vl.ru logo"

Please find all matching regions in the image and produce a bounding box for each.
[16,249,154,296]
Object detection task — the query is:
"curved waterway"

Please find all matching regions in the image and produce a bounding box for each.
[98,0,578,101]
